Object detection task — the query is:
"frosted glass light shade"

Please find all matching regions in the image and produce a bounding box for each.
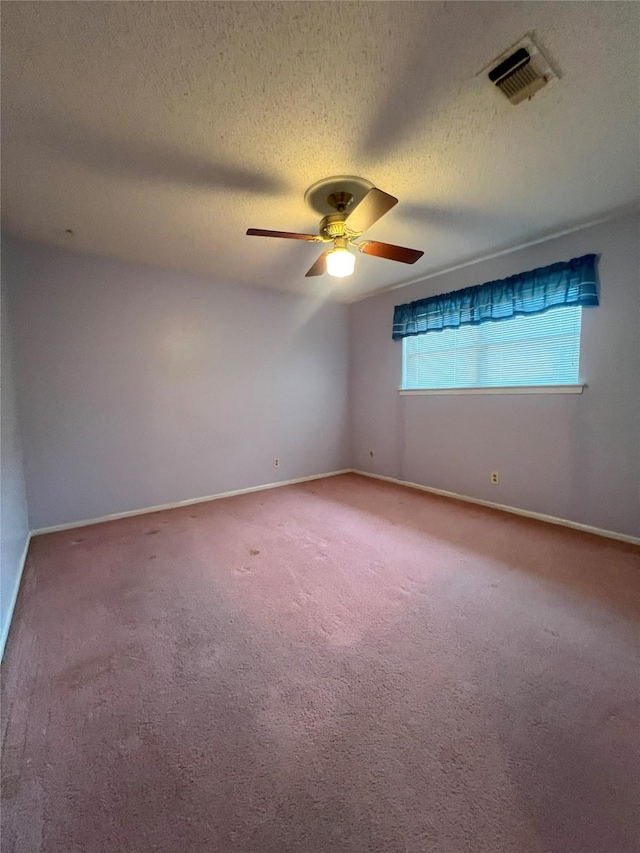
[326,247,355,278]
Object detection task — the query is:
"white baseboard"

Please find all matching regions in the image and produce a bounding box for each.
[353,470,640,546]
[32,467,640,544]
[0,532,32,662]
[31,470,352,536]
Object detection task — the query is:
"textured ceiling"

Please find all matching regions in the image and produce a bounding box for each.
[2,1,639,302]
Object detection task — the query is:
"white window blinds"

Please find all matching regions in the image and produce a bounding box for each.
[402,305,582,390]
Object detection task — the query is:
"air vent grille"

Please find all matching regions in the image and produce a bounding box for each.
[496,59,546,104]
[480,35,558,105]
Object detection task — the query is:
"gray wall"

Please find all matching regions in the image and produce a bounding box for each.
[350,212,640,538]
[1,241,30,656]
[7,237,350,529]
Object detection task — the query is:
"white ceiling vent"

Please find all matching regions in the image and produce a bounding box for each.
[481,35,558,105]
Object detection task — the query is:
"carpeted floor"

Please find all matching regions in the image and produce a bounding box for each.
[1,473,639,853]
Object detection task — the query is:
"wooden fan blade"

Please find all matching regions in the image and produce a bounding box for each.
[358,241,424,264]
[305,252,328,277]
[344,187,398,234]
[246,228,318,240]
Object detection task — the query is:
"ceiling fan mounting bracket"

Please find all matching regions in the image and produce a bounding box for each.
[304,175,374,217]
[326,191,355,213]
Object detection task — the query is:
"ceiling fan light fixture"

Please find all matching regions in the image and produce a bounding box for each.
[326,247,355,278]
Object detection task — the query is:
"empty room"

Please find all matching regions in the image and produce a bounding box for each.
[1,2,639,852]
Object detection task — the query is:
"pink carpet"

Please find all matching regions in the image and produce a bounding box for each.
[2,473,639,852]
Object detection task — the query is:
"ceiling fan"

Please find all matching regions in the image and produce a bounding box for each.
[246,175,424,278]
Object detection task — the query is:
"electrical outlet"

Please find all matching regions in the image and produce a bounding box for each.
[273,458,280,468]
[491,471,499,484]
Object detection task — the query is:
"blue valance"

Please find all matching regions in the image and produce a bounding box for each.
[392,254,599,340]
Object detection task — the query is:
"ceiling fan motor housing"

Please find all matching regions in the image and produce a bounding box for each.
[320,213,351,240]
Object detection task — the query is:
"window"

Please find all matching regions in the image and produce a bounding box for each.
[402,305,582,391]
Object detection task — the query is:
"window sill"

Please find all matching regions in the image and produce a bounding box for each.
[398,385,585,396]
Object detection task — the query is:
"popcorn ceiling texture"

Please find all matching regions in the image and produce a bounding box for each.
[1,474,639,852]
[2,1,638,301]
